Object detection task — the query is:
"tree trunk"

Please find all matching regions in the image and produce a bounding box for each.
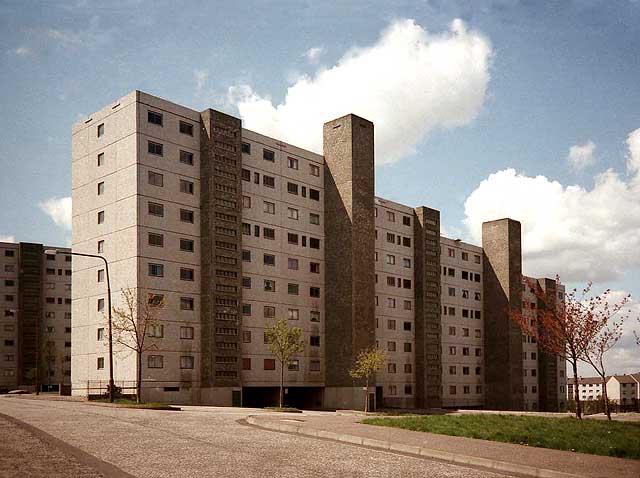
[137,350,142,404]
[280,361,284,408]
[601,376,611,420]
[571,359,582,419]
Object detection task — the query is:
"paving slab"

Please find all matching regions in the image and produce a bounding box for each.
[248,413,640,478]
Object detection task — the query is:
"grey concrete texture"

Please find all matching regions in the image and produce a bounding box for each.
[248,412,640,478]
[0,397,508,478]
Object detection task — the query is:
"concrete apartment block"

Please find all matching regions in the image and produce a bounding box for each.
[71,91,565,409]
[482,218,524,410]
[440,238,484,408]
[323,114,376,410]
[0,241,71,392]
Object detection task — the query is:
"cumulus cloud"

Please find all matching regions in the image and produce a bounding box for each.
[229,18,492,165]
[0,235,16,243]
[567,140,596,170]
[463,128,640,282]
[39,197,72,230]
[304,46,325,65]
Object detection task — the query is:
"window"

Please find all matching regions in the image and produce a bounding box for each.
[179,121,193,136]
[264,306,276,318]
[180,356,194,369]
[387,319,396,330]
[448,326,456,336]
[241,142,250,154]
[288,233,299,245]
[180,150,194,165]
[149,294,165,307]
[386,211,395,222]
[263,175,275,188]
[307,214,320,226]
[148,233,164,247]
[148,110,163,125]
[148,202,164,217]
[288,157,299,169]
[97,357,105,369]
[310,237,320,249]
[264,280,275,292]
[263,149,275,162]
[462,290,469,299]
[462,252,469,261]
[180,268,194,281]
[264,359,276,370]
[241,168,251,181]
[180,209,194,223]
[180,179,194,194]
[386,233,395,243]
[97,210,105,224]
[287,182,298,195]
[403,279,411,289]
[148,141,163,156]
[285,258,298,270]
[242,276,252,289]
[474,273,481,282]
[387,341,396,352]
[96,328,105,341]
[402,216,411,226]
[310,287,320,298]
[262,253,275,266]
[449,366,457,375]
[148,170,164,186]
[242,303,252,316]
[309,189,320,201]
[386,254,395,265]
[310,164,320,176]
[149,324,164,338]
[288,308,299,321]
[254,172,260,184]
[148,355,164,368]
[264,228,275,239]
[310,262,320,274]
[97,269,105,282]
[474,254,481,264]
[287,207,299,220]
[388,363,397,373]
[403,321,412,331]
[97,152,104,166]
[403,342,412,352]
[148,263,164,277]
[448,287,456,297]
[310,336,320,347]
[180,326,194,339]
[263,201,275,214]
[96,240,105,253]
[180,239,194,252]
[287,283,299,295]
[97,181,105,196]
[97,123,104,137]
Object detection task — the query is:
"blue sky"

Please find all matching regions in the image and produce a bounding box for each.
[1,0,638,373]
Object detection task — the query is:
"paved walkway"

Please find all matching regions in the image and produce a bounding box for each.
[248,413,640,478]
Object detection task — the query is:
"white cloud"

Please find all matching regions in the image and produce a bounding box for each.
[229,18,492,165]
[463,128,640,282]
[567,140,596,170]
[194,69,209,93]
[8,46,32,56]
[0,235,16,243]
[304,46,325,65]
[39,197,72,230]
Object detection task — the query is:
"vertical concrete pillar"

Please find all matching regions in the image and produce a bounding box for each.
[199,109,243,402]
[482,219,524,410]
[323,114,376,409]
[414,207,442,409]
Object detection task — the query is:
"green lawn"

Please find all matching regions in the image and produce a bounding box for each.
[361,414,640,459]
[92,399,180,410]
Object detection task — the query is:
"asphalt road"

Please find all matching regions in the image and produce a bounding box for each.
[0,397,511,478]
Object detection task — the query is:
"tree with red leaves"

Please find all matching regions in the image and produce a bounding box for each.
[580,291,629,421]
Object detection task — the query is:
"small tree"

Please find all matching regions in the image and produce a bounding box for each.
[509,277,595,419]
[581,290,629,420]
[264,318,304,408]
[349,347,386,412]
[111,288,165,403]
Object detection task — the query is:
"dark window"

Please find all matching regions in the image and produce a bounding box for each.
[241,142,251,154]
[402,216,411,226]
[242,168,250,181]
[264,254,275,266]
[309,237,320,249]
[310,262,320,274]
[263,175,275,188]
[148,141,163,156]
[309,189,320,201]
[287,182,298,195]
[264,228,275,240]
[403,321,412,331]
[180,268,194,281]
[180,179,194,194]
[180,150,194,165]
[402,237,411,247]
[310,336,320,347]
[180,297,194,310]
[180,209,194,223]
[264,359,276,370]
[97,123,104,137]
[148,233,163,247]
[263,149,275,162]
[310,287,320,298]
[148,202,164,217]
[4,250,14,257]
[180,239,194,252]
[148,263,164,277]
[179,121,194,136]
[147,110,163,125]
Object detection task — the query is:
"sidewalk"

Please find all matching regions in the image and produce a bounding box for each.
[247,413,640,478]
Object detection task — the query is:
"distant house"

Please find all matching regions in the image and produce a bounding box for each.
[567,376,604,401]
[607,375,639,405]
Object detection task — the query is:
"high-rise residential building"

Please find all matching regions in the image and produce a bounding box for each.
[0,241,72,392]
[71,91,566,410]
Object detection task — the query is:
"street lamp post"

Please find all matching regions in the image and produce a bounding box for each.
[45,249,115,403]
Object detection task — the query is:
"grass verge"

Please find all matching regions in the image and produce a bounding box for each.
[361,414,640,459]
[92,399,180,411]
[264,407,303,413]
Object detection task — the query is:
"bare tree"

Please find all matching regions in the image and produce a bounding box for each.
[509,277,595,419]
[111,288,165,403]
[349,347,386,412]
[265,318,304,408]
[581,290,629,420]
